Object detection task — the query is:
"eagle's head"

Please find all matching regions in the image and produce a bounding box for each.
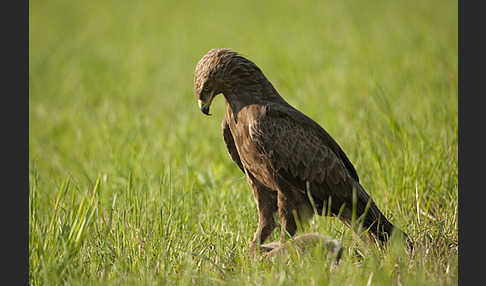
[193,48,238,115]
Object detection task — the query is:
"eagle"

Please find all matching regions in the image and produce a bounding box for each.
[193,48,411,256]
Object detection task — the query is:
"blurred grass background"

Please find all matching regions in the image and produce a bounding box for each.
[29,0,457,285]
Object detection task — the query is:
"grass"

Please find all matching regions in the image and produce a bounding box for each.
[29,0,457,284]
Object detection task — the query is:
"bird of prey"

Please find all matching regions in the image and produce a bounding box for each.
[193,48,411,256]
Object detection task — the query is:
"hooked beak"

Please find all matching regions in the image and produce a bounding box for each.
[198,99,211,116]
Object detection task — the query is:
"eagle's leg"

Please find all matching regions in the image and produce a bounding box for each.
[247,174,278,257]
[277,190,298,242]
[276,182,315,243]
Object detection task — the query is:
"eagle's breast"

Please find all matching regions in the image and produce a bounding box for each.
[227,104,278,190]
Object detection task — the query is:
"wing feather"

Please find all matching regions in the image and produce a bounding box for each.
[250,106,356,193]
[222,117,244,173]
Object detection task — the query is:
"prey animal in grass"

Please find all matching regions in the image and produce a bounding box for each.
[193,48,412,256]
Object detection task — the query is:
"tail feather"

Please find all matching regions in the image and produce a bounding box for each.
[309,176,413,251]
[337,182,412,249]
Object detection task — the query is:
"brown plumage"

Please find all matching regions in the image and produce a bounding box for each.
[194,48,411,256]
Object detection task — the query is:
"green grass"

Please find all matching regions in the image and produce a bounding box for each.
[29,0,457,284]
